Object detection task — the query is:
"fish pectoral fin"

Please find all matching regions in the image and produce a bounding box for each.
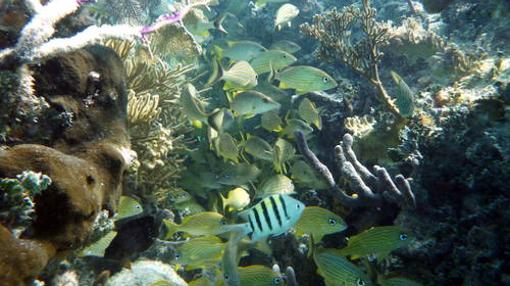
[278,82,288,89]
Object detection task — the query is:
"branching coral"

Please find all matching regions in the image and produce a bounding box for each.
[0,0,211,113]
[104,39,195,197]
[295,131,416,209]
[301,0,401,117]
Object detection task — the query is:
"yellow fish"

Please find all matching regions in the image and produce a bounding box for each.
[221,187,251,212]
[314,248,373,286]
[238,265,284,286]
[280,119,313,138]
[180,83,209,128]
[173,236,225,270]
[390,71,415,118]
[217,163,261,186]
[257,174,295,198]
[115,196,143,220]
[242,135,274,161]
[273,65,337,94]
[298,98,322,130]
[295,206,347,241]
[249,50,297,74]
[230,90,280,117]
[79,230,117,257]
[290,160,329,189]
[164,212,249,238]
[270,40,301,54]
[215,132,240,163]
[273,138,295,173]
[208,59,259,90]
[260,111,284,133]
[339,226,413,260]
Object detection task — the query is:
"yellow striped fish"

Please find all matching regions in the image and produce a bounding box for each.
[390,71,415,118]
[243,135,274,161]
[239,194,305,242]
[314,248,373,286]
[238,265,284,286]
[208,60,258,90]
[270,40,301,54]
[339,226,413,260]
[273,65,337,94]
[257,174,295,198]
[230,90,280,117]
[249,50,297,74]
[180,83,209,127]
[295,206,347,241]
[173,235,225,270]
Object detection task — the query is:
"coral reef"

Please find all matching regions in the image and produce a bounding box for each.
[295,131,415,209]
[0,171,51,232]
[0,45,131,284]
[0,224,56,286]
[301,0,401,117]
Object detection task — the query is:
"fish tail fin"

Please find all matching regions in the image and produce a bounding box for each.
[206,56,224,87]
[214,13,228,34]
[268,61,277,83]
[220,192,228,211]
[163,219,178,239]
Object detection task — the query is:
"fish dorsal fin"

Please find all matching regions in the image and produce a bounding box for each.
[206,56,224,87]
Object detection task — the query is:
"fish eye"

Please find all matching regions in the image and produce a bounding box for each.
[296,204,301,209]
[220,220,228,226]
[322,77,329,83]
[283,54,287,58]
[175,253,181,259]
[224,274,230,281]
[328,218,337,225]
[272,277,282,285]
[400,233,408,240]
[356,278,366,286]
[255,75,258,80]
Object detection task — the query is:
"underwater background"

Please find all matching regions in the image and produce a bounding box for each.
[0,0,509,285]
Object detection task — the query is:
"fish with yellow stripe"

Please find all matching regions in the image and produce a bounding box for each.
[339,226,413,260]
[314,248,374,286]
[239,194,305,242]
[270,65,337,94]
[207,60,258,90]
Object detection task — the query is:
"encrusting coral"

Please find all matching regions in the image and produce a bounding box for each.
[0,171,51,233]
[300,0,401,117]
[295,131,415,209]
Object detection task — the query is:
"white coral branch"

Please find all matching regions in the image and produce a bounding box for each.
[34,25,140,61]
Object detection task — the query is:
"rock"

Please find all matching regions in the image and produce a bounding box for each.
[106,260,188,286]
[0,224,56,286]
[0,45,130,284]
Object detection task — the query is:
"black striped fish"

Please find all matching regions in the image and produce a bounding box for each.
[239,194,305,242]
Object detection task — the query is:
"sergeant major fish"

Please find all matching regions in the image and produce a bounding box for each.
[239,194,305,242]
